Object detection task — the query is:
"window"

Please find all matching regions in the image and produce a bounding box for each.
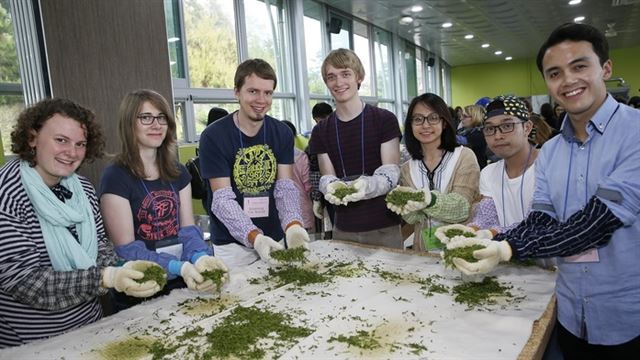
[373,28,393,101]
[416,49,425,95]
[403,41,417,100]
[0,0,25,156]
[303,0,327,96]
[183,0,238,88]
[329,13,350,50]
[164,0,186,79]
[353,20,371,96]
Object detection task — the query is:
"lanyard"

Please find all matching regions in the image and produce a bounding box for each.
[501,145,533,224]
[334,103,365,179]
[236,113,267,152]
[560,104,619,221]
[421,150,446,190]
[140,179,179,233]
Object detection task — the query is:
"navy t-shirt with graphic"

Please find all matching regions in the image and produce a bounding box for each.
[100,163,191,242]
[199,113,294,246]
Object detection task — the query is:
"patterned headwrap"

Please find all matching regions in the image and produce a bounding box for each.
[484,95,529,123]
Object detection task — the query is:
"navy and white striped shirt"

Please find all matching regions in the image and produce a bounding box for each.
[0,159,118,348]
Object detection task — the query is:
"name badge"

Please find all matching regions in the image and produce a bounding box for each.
[244,196,270,218]
[564,248,600,263]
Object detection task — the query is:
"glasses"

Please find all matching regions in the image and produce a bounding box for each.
[481,121,524,136]
[137,114,168,125]
[411,113,442,126]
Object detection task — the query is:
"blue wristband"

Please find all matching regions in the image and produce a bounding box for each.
[168,260,185,276]
[190,251,208,264]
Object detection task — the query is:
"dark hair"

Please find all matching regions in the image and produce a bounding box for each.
[234,58,277,90]
[281,120,297,135]
[11,98,105,165]
[404,93,457,160]
[536,23,609,73]
[628,96,640,108]
[540,103,554,119]
[312,102,333,120]
[207,107,229,126]
[115,89,179,181]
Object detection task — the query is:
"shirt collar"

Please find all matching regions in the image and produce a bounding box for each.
[560,94,619,143]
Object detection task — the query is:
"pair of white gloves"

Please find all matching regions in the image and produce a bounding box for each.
[385,186,433,216]
[325,175,391,206]
[436,224,512,275]
[102,256,230,297]
[252,224,310,265]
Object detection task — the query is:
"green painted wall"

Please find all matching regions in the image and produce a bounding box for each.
[178,143,207,215]
[451,45,640,108]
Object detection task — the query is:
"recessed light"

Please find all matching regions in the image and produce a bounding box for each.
[494,50,503,55]
[442,22,453,28]
[568,0,582,5]
[505,56,513,61]
[481,43,490,48]
[410,5,423,12]
[399,16,414,25]
[464,34,474,39]
[574,16,585,22]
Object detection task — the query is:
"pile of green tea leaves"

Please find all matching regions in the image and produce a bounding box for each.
[203,305,313,359]
[328,329,381,350]
[201,269,227,291]
[271,247,307,264]
[444,228,477,238]
[334,186,357,200]
[415,274,449,296]
[385,190,424,206]
[268,266,328,286]
[135,265,167,289]
[452,276,514,309]
[442,244,486,268]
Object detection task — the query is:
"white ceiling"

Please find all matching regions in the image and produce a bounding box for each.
[319,0,640,67]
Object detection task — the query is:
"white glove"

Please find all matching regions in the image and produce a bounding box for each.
[253,234,285,265]
[286,224,310,249]
[475,229,495,239]
[324,180,350,205]
[194,255,229,291]
[434,224,477,244]
[450,239,512,275]
[386,186,432,215]
[313,200,324,219]
[179,262,206,291]
[342,178,368,203]
[102,262,161,298]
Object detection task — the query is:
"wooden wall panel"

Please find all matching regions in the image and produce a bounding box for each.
[39,0,173,186]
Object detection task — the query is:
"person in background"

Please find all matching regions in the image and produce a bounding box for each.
[627,96,640,109]
[0,98,160,348]
[540,102,559,131]
[307,102,335,238]
[309,48,403,248]
[553,103,566,126]
[452,23,640,358]
[528,113,555,147]
[100,90,227,311]
[199,59,310,268]
[457,104,488,168]
[282,120,314,233]
[386,93,480,251]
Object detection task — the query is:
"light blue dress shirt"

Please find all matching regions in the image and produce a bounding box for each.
[531,95,640,345]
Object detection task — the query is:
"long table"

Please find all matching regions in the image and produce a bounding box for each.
[1,240,557,359]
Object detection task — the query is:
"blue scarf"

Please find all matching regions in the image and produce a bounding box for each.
[20,161,97,271]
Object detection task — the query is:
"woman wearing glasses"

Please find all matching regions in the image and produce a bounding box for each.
[100,89,228,311]
[386,93,480,251]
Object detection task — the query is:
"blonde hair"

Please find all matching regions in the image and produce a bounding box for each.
[321,48,365,84]
[464,104,485,127]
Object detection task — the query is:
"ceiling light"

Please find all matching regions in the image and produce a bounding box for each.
[481,43,490,48]
[168,37,180,43]
[410,5,423,12]
[574,16,585,22]
[494,50,503,55]
[442,22,453,28]
[464,34,474,39]
[399,16,414,25]
[505,56,513,61]
[568,0,582,5]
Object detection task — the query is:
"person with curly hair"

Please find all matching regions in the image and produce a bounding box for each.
[0,98,161,348]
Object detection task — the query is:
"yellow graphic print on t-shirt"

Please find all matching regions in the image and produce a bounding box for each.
[233,144,277,194]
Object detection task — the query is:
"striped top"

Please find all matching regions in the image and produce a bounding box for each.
[0,159,118,348]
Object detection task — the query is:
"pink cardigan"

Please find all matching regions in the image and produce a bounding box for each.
[291,148,314,231]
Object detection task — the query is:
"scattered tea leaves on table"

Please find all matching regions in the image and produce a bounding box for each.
[268,266,327,286]
[328,330,382,350]
[452,276,514,309]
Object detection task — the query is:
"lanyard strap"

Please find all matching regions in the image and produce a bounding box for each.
[236,113,267,151]
[334,103,365,179]
[421,150,446,190]
[501,145,533,224]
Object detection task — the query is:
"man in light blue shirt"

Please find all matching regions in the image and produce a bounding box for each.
[452,23,640,358]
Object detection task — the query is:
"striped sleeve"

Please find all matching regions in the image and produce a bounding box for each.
[495,197,623,259]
